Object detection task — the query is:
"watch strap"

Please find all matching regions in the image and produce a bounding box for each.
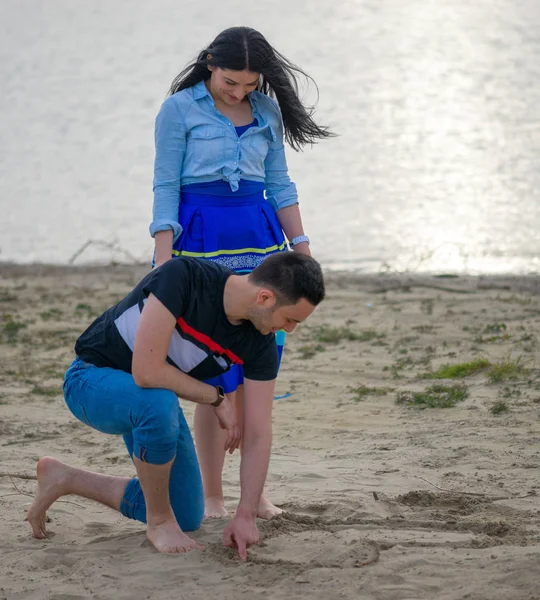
[211,385,225,407]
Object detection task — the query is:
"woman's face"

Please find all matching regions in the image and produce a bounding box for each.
[208,67,260,105]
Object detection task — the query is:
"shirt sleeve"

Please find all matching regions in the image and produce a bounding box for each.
[242,334,279,381]
[264,103,298,212]
[150,96,187,242]
[142,259,190,320]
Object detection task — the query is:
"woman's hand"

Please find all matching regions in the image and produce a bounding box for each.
[154,256,172,269]
[154,230,174,269]
[292,241,311,257]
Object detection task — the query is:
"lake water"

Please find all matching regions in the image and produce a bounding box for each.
[1,0,540,273]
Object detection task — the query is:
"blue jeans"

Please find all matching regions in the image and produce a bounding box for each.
[63,358,204,531]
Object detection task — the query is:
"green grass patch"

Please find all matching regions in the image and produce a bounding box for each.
[74,303,98,318]
[384,356,416,379]
[422,359,491,380]
[348,385,393,402]
[1,315,27,343]
[475,334,511,344]
[490,401,509,415]
[0,292,18,303]
[483,323,507,334]
[39,308,63,321]
[396,384,469,408]
[297,344,326,359]
[313,325,384,344]
[488,358,529,384]
[31,385,63,397]
[412,325,436,334]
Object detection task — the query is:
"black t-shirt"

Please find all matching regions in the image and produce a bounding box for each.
[75,257,278,382]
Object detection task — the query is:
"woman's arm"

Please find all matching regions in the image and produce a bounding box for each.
[150,97,187,266]
[264,116,310,256]
[275,204,311,256]
[154,230,174,268]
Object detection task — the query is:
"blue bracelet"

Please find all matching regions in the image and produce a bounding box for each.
[290,235,310,247]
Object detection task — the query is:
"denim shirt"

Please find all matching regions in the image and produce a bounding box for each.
[150,80,298,241]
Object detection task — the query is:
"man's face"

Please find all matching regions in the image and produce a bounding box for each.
[248,292,316,336]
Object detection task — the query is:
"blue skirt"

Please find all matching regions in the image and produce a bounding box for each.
[172,183,287,393]
[173,185,287,273]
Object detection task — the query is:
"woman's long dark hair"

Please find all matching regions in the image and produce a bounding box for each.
[168,26,334,151]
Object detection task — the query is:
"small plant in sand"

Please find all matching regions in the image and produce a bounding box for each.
[412,325,436,334]
[297,344,326,360]
[501,386,522,399]
[487,357,529,384]
[31,385,63,397]
[475,324,511,344]
[421,359,491,380]
[396,384,469,408]
[490,401,510,415]
[313,325,384,344]
[348,385,393,402]
[1,315,27,344]
[420,298,434,315]
[74,303,98,318]
[483,323,507,334]
[39,308,63,321]
[0,291,18,303]
[383,356,415,379]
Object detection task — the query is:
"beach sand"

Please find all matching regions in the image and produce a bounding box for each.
[1,263,540,600]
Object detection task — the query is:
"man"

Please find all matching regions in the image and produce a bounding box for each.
[26,252,325,560]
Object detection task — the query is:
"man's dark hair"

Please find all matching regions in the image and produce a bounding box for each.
[249,253,325,306]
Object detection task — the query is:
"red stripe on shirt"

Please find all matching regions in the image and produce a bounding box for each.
[176,317,244,365]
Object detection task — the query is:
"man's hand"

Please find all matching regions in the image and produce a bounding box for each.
[214,397,241,453]
[223,515,259,561]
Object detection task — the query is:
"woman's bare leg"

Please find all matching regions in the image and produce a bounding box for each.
[194,394,231,518]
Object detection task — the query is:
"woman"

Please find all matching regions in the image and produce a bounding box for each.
[150,26,332,519]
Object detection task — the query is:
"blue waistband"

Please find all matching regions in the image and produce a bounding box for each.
[182,180,266,207]
[181,192,266,207]
[183,180,264,197]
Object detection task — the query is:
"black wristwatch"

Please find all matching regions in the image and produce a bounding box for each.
[211,385,225,408]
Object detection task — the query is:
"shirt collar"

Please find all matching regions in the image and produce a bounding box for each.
[193,80,211,100]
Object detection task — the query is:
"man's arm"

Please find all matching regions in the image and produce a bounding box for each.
[223,377,275,559]
[132,293,240,451]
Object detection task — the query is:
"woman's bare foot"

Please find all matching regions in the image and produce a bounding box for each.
[204,495,229,519]
[146,519,203,554]
[257,496,283,520]
[26,457,71,539]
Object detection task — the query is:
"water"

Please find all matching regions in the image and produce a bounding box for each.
[2,0,540,273]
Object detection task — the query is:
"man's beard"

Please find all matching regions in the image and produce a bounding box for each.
[246,305,273,334]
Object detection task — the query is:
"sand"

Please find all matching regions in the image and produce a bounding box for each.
[1,263,540,600]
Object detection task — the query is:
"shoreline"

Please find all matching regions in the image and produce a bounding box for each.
[3,261,540,296]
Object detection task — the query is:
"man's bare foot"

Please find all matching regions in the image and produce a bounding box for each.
[204,495,229,519]
[257,496,283,520]
[26,457,71,539]
[146,519,203,554]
